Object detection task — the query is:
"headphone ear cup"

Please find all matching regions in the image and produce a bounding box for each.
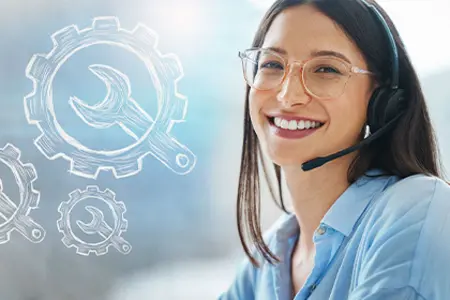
[384,88,406,121]
[367,87,406,133]
[367,87,386,132]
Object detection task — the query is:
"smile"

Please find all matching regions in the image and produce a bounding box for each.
[268,116,325,139]
[273,117,324,130]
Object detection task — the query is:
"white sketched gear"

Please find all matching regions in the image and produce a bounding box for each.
[24,16,196,179]
[57,185,129,256]
[0,143,45,243]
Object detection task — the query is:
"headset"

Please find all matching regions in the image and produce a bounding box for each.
[301,0,408,171]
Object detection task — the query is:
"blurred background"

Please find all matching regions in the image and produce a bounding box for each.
[0,0,449,299]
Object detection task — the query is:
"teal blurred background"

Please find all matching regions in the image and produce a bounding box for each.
[0,0,449,299]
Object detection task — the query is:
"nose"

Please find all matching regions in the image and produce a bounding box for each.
[276,65,312,107]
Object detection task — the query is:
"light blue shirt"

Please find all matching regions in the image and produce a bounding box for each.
[219,170,450,299]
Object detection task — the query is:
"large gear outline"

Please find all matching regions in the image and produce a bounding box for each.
[24,16,197,179]
[0,143,45,243]
[57,185,130,256]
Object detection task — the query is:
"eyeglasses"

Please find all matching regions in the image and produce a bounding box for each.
[238,48,375,99]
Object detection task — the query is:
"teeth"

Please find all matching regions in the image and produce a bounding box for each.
[273,117,322,130]
[288,120,297,130]
[298,120,305,130]
[274,117,281,127]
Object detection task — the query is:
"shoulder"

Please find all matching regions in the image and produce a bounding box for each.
[369,174,449,224]
[385,173,447,198]
[367,173,450,245]
[360,174,450,298]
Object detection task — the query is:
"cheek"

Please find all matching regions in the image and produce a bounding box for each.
[326,92,369,135]
[248,89,266,129]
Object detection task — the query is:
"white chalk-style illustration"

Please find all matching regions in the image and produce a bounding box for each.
[69,64,153,140]
[0,143,45,244]
[57,185,131,256]
[24,16,197,179]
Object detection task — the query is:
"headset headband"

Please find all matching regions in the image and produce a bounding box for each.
[359,0,399,89]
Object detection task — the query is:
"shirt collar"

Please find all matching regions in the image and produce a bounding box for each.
[273,168,395,241]
[321,168,394,236]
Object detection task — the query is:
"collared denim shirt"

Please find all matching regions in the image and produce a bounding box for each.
[219,170,450,300]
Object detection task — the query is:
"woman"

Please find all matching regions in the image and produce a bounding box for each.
[219,0,450,299]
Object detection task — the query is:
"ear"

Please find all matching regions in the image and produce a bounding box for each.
[369,78,380,94]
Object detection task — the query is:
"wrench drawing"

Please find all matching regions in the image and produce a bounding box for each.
[69,64,195,173]
[69,64,153,140]
[76,205,131,254]
[0,179,44,243]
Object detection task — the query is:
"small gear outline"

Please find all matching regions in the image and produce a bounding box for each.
[24,16,197,179]
[0,143,45,243]
[57,185,130,256]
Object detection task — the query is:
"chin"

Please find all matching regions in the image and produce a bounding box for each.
[265,147,313,167]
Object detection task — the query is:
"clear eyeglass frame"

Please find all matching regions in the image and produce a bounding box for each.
[238,47,376,99]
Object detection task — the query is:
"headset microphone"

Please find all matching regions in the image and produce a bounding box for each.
[301,113,402,171]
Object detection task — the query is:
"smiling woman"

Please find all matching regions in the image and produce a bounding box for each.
[219,0,450,299]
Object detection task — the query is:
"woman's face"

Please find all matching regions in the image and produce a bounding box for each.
[249,4,375,168]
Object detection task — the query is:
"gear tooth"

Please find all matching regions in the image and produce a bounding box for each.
[22,163,38,182]
[26,54,52,81]
[24,94,43,122]
[96,247,108,256]
[120,219,128,231]
[61,236,73,247]
[34,134,60,159]
[69,189,82,200]
[57,203,64,214]
[56,218,65,230]
[71,160,98,179]
[1,143,20,159]
[117,201,126,212]
[76,245,91,256]
[0,233,10,244]
[51,24,79,46]
[103,189,115,201]
[133,24,158,47]
[169,95,188,122]
[162,54,184,81]
[86,185,100,193]
[114,161,141,178]
[58,202,71,217]
[92,16,120,32]
[28,191,40,209]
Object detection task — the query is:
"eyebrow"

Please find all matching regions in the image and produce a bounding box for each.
[265,46,352,64]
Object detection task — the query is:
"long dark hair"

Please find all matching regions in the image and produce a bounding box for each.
[237,0,444,267]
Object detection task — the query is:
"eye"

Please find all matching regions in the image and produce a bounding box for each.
[315,66,341,74]
[260,61,284,70]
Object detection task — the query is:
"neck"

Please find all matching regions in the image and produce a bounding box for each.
[282,154,354,252]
